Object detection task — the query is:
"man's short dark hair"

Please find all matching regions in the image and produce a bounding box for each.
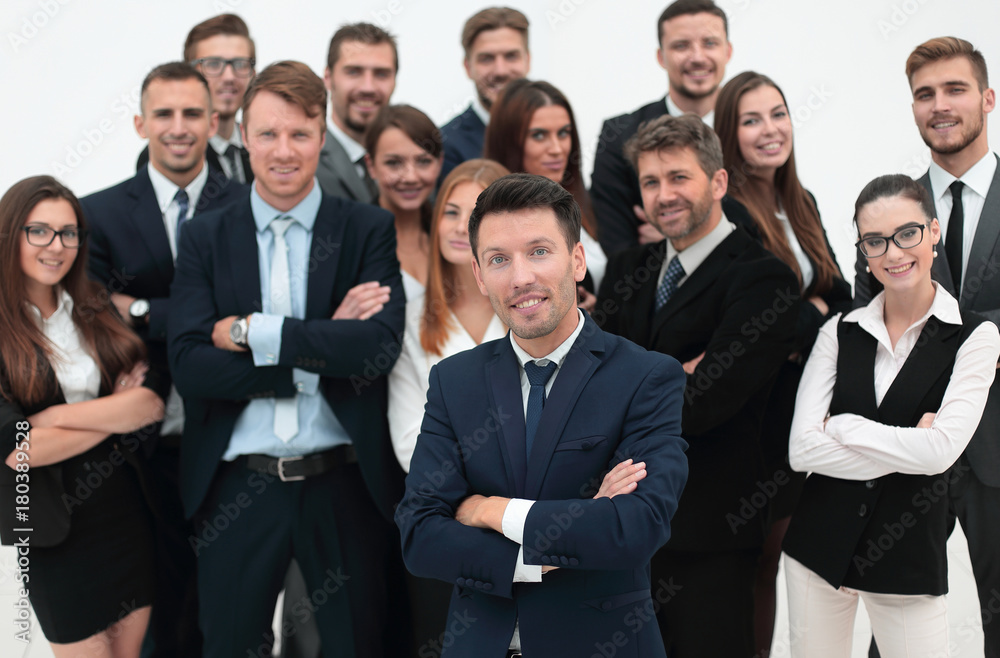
[469,173,581,261]
[327,23,399,73]
[140,62,210,114]
[624,113,724,180]
[461,7,530,58]
[658,0,729,43]
[183,14,255,62]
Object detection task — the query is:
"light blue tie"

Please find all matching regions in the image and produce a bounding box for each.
[270,216,298,442]
[524,360,557,457]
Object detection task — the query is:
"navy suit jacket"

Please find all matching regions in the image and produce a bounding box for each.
[438,104,486,185]
[137,142,254,184]
[396,314,688,658]
[166,192,406,520]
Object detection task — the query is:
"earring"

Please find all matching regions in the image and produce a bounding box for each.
[933,249,938,257]
[865,265,871,273]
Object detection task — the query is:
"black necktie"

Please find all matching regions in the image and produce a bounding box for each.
[946,180,965,290]
[524,360,557,457]
[225,144,244,183]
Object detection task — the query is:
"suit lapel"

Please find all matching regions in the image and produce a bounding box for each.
[320,131,370,202]
[878,317,961,418]
[487,340,527,495]
[305,196,346,319]
[226,198,263,312]
[919,173,958,295]
[964,154,1000,305]
[128,168,174,283]
[627,242,665,346]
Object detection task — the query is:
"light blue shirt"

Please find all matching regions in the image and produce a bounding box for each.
[222,180,352,460]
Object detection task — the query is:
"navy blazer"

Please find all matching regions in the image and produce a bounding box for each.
[137,143,254,184]
[396,314,688,658]
[166,192,406,520]
[438,104,486,185]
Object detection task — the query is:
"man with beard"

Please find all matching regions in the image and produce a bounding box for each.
[138,14,256,184]
[853,37,1000,658]
[316,23,397,203]
[438,7,530,183]
[591,0,732,257]
[597,114,798,656]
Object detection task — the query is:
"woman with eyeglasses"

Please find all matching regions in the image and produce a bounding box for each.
[0,176,165,656]
[781,174,1000,657]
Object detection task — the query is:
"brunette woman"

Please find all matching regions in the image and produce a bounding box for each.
[0,176,165,657]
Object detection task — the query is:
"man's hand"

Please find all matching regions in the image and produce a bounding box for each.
[455,494,509,532]
[577,286,597,313]
[212,315,248,352]
[333,281,391,320]
[634,205,663,245]
[682,352,705,375]
[111,292,136,325]
[594,459,647,499]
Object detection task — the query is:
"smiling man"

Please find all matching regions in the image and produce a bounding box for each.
[852,37,1000,658]
[167,60,407,657]
[396,173,688,657]
[316,23,398,203]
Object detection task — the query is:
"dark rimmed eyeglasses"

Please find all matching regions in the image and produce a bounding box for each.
[23,225,87,248]
[190,57,255,77]
[855,224,926,258]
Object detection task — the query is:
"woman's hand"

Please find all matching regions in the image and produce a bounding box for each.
[332,281,391,320]
[114,361,149,394]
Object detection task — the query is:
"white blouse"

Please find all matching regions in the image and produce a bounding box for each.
[580,229,607,292]
[29,288,101,404]
[388,299,507,472]
[776,208,814,290]
[789,283,1000,481]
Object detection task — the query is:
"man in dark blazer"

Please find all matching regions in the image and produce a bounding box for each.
[591,0,732,257]
[168,61,406,657]
[82,61,245,658]
[396,173,689,657]
[438,7,530,184]
[137,14,256,184]
[597,114,798,656]
[316,23,397,202]
[853,37,1000,658]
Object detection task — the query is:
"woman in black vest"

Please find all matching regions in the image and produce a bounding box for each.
[782,174,1000,657]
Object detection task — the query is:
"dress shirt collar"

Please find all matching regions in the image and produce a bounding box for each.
[250,179,322,233]
[326,117,367,165]
[844,281,961,339]
[27,287,73,322]
[509,308,585,368]
[665,215,736,275]
[665,94,714,127]
[471,97,491,127]
[928,151,997,201]
[209,124,244,155]
[146,160,209,215]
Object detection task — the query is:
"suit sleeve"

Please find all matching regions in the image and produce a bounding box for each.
[591,118,640,257]
[167,217,296,401]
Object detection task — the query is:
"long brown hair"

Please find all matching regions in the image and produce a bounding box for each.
[421,159,509,356]
[482,79,598,240]
[714,71,839,295]
[0,176,146,406]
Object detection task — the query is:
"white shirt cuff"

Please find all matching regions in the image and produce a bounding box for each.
[512,546,543,583]
[501,498,534,544]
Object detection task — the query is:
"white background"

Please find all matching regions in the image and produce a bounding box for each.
[1,0,996,655]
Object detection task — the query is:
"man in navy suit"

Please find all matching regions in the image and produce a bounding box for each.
[396,173,689,657]
[168,61,407,657]
[438,7,530,184]
[82,61,245,658]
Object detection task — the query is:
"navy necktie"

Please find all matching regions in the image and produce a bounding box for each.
[655,256,685,311]
[524,360,557,457]
[174,188,190,241]
[946,180,965,291]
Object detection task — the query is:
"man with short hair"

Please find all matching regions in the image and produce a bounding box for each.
[591,0,732,256]
[853,36,1000,658]
[82,61,246,658]
[438,7,530,183]
[316,23,397,202]
[396,172,689,657]
[138,14,256,183]
[168,60,406,657]
[597,113,797,656]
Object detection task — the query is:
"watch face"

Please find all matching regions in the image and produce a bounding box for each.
[130,299,150,318]
[230,318,247,344]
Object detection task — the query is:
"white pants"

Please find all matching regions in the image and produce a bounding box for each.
[784,553,950,658]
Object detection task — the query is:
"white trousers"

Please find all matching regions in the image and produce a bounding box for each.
[784,553,950,658]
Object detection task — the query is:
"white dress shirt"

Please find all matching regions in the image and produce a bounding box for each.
[659,216,736,288]
[776,208,815,290]
[146,163,209,260]
[29,289,101,404]
[666,94,714,127]
[789,283,999,480]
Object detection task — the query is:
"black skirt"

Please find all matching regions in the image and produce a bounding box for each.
[27,438,154,643]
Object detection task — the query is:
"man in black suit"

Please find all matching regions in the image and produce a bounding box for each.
[853,37,1000,658]
[591,0,732,257]
[82,61,246,658]
[597,114,798,656]
[316,23,397,202]
[438,7,530,183]
[137,14,256,184]
[167,60,406,658]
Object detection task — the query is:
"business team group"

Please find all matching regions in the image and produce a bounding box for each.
[2,1,1000,657]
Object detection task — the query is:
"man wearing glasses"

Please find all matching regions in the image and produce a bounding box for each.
[138,14,256,184]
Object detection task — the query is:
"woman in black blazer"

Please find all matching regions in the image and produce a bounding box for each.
[0,176,164,656]
[714,70,854,656]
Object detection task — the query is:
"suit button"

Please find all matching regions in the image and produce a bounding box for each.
[540,556,551,565]
[601,601,613,611]
[581,441,592,450]
[455,578,465,586]
[464,578,475,587]
[483,583,493,591]
[865,480,877,489]
[858,504,869,517]
[569,558,579,567]
[560,556,570,566]
[474,581,485,589]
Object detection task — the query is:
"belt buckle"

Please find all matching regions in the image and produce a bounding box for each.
[276,455,306,482]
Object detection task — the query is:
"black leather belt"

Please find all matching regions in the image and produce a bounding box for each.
[243,445,357,482]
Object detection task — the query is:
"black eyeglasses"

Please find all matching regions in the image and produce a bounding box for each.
[23,225,87,248]
[190,57,255,77]
[856,224,926,258]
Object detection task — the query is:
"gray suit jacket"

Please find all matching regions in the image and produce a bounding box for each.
[316,129,376,203]
[853,154,1000,486]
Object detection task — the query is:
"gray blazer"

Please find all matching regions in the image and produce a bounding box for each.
[315,129,376,203]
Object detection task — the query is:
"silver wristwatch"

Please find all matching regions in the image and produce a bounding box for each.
[129,298,150,325]
[230,315,250,347]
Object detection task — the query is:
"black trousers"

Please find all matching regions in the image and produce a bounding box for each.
[194,459,401,658]
[651,546,760,657]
